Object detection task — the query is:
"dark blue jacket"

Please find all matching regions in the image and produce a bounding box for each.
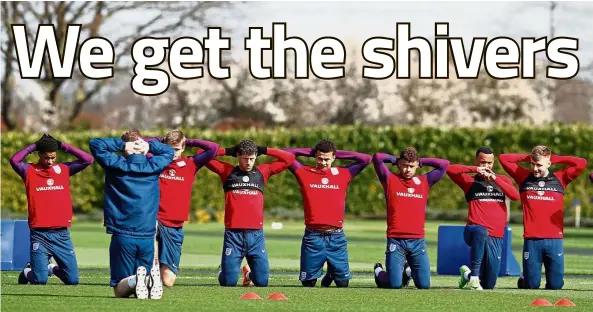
[89,138,174,238]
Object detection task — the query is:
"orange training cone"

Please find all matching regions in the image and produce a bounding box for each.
[531,299,553,306]
[267,292,289,300]
[241,292,262,300]
[554,299,576,306]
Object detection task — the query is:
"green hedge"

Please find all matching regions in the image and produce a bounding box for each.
[2,125,593,219]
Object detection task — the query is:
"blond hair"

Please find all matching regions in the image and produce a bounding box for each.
[164,129,185,146]
[531,145,551,160]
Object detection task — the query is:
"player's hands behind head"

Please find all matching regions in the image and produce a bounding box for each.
[225,145,238,157]
[124,139,149,155]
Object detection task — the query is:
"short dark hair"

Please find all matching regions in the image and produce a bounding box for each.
[237,140,257,156]
[475,146,494,158]
[36,137,59,153]
[313,139,336,155]
[121,128,142,142]
[399,147,419,163]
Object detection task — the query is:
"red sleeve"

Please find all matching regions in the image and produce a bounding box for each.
[551,155,587,187]
[258,148,296,183]
[498,154,531,184]
[446,164,477,193]
[494,175,520,200]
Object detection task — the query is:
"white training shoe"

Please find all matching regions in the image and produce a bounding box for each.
[135,266,149,299]
[149,265,163,299]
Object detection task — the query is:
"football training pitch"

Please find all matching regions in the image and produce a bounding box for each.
[2,220,593,311]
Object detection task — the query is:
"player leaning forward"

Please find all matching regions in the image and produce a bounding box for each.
[90,129,174,299]
[145,130,219,287]
[447,147,520,290]
[206,140,295,287]
[282,140,371,287]
[11,134,94,285]
[499,145,586,290]
[372,147,449,289]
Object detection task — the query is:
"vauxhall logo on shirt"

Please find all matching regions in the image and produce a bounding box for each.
[395,178,423,198]
[309,177,340,189]
[36,178,65,192]
[396,187,423,199]
[520,176,565,201]
[230,175,260,189]
[160,162,186,181]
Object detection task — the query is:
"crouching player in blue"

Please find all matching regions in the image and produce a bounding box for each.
[447,147,520,290]
[372,147,449,289]
[145,130,219,287]
[90,129,174,299]
[11,134,94,285]
[282,140,371,287]
[206,140,295,287]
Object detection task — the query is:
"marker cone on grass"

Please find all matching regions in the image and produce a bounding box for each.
[241,292,262,300]
[267,292,288,300]
[530,299,553,306]
[555,299,576,306]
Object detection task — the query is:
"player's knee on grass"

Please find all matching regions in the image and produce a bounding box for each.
[387,279,403,289]
[218,270,239,287]
[519,276,541,289]
[30,271,49,285]
[480,279,496,290]
[161,267,176,287]
[335,280,349,288]
[415,282,430,289]
[251,272,269,287]
[62,274,79,285]
[545,278,564,290]
[301,279,317,287]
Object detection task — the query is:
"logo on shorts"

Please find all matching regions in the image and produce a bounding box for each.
[300,271,307,280]
[407,188,415,193]
[486,185,494,192]
[46,179,54,186]
[242,176,250,182]
[412,177,421,185]
[169,169,176,177]
[321,178,329,185]
[389,243,396,252]
[32,242,39,251]
[225,247,232,256]
[538,181,545,187]
[524,252,529,260]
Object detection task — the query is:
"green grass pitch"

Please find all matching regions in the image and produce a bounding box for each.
[2,220,593,311]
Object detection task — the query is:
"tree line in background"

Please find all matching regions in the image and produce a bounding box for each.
[1,1,592,132]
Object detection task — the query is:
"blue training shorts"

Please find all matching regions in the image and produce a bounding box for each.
[157,221,184,274]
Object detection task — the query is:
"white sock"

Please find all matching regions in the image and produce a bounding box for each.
[463,271,471,281]
[127,276,137,288]
[48,264,57,276]
[405,267,411,277]
[374,267,383,276]
[24,268,32,276]
[470,275,479,282]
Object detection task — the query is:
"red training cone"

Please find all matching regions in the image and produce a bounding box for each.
[555,299,576,307]
[267,292,288,300]
[531,299,553,306]
[241,292,262,300]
